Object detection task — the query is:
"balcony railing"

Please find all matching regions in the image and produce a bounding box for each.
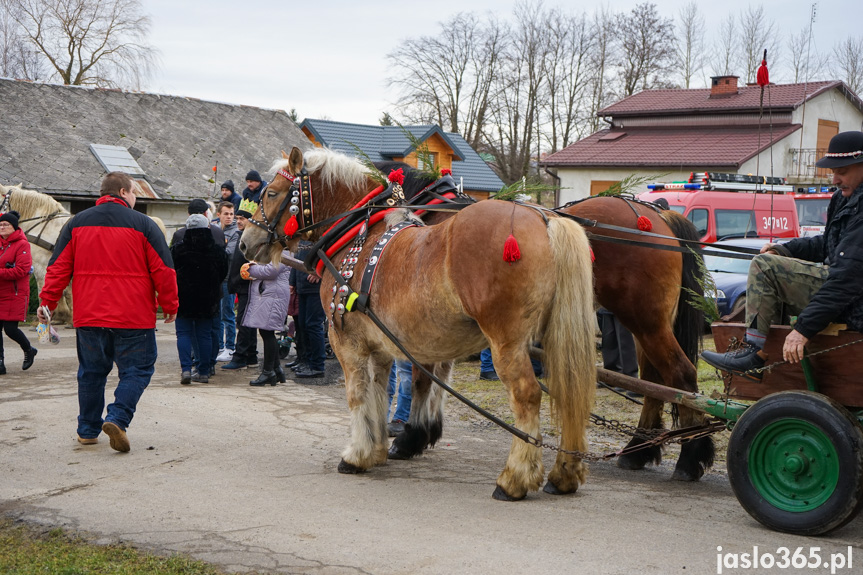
[789,148,832,181]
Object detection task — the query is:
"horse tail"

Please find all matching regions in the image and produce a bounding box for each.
[542,216,596,451]
[660,210,705,363]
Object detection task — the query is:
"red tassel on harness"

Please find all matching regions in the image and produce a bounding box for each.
[283,214,299,237]
[637,215,652,231]
[503,233,521,263]
[590,248,595,263]
[756,59,769,87]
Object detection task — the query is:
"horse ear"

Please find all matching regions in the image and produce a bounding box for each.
[288,146,304,174]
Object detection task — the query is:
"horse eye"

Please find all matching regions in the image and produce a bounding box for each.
[267,191,277,198]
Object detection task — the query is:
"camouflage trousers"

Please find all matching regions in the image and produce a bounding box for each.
[746,253,829,335]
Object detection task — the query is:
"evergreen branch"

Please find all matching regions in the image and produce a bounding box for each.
[341,140,387,187]
[492,179,557,202]
[596,173,668,196]
[394,121,441,180]
[683,247,720,324]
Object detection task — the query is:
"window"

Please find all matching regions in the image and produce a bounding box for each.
[687,208,708,237]
[417,152,437,171]
[590,180,620,196]
[715,209,757,240]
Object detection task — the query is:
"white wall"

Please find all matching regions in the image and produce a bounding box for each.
[147,203,188,232]
[790,88,863,146]
[557,168,697,205]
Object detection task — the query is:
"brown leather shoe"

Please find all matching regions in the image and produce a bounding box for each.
[77,436,98,445]
[101,421,130,453]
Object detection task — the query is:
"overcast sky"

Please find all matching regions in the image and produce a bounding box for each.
[146,0,859,125]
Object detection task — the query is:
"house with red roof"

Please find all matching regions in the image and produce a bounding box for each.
[542,76,863,204]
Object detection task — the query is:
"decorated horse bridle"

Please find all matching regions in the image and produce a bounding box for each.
[247,166,314,247]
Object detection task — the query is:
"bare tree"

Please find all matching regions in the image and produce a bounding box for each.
[7,0,158,88]
[387,12,502,148]
[674,2,705,88]
[0,0,42,79]
[615,2,676,97]
[586,8,615,134]
[484,1,550,183]
[832,36,863,94]
[737,5,780,83]
[540,9,594,153]
[710,14,737,77]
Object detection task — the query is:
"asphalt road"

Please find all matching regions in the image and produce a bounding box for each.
[1,323,861,575]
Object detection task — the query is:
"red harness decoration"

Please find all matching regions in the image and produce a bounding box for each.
[637,215,653,231]
[503,203,521,264]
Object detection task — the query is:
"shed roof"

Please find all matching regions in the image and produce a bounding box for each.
[0,78,309,203]
[300,118,504,192]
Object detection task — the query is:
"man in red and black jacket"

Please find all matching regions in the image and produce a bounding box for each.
[37,172,179,452]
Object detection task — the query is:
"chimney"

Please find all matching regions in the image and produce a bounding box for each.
[710,75,739,97]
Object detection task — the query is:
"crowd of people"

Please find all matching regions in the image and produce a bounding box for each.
[26,171,330,453]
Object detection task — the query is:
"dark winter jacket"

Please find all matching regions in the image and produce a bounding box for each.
[0,228,32,322]
[290,242,321,295]
[242,181,268,204]
[222,191,242,210]
[780,183,863,337]
[227,233,251,295]
[40,195,178,329]
[171,223,224,247]
[171,228,229,318]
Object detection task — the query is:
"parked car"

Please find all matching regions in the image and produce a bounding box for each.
[703,238,776,319]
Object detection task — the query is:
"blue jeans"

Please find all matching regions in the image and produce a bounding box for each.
[387,359,412,422]
[176,316,213,374]
[218,282,236,351]
[480,347,543,376]
[76,327,157,438]
[480,348,495,373]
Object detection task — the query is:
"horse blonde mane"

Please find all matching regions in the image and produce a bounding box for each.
[0,182,68,220]
[269,147,372,195]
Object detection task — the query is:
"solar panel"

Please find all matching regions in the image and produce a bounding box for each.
[89,144,146,177]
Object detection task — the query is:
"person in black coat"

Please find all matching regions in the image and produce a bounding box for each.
[171,214,228,384]
[290,241,326,378]
[223,205,259,370]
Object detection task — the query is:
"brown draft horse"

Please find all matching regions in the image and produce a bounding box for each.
[240,147,597,501]
[559,198,712,481]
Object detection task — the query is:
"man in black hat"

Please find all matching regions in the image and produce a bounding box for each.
[242,170,267,204]
[220,180,241,209]
[170,198,225,247]
[702,131,863,378]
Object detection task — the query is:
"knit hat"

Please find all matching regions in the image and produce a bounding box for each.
[236,198,257,218]
[188,198,209,215]
[816,131,863,169]
[245,170,262,183]
[185,214,210,229]
[0,210,20,230]
[221,180,235,193]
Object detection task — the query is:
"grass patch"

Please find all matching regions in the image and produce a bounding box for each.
[0,518,242,575]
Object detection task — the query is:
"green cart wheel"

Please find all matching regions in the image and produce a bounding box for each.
[727,390,863,535]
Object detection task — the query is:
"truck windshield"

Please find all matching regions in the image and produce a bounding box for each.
[796,198,830,225]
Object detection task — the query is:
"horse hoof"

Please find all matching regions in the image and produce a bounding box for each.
[337,459,365,474]
[387,444,411,460]
[616,455,647,471]
[671,468,701,482]
[542,480,573,495]
[492,485,525,501]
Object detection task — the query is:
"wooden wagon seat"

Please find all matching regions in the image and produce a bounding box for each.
[711,323,863,408]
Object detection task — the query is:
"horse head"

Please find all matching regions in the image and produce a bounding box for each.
[239,146,378,264]
[239,147,306,264]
